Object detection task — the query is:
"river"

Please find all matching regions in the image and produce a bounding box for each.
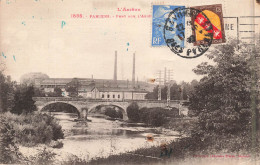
[49,112,179,162]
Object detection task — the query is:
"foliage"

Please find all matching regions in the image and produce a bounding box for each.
[164,118,197,135]
[54,87,62,97]
[2,112,64,146]
[0,114,21,164]
[61,154,88,165]
[127,102,179,126]
[45,87,63,97]
[126,102,140,122]
[145,80,199,100]
[189,40,256,151]
[33,87,45,97]
[0,72,15,113]
[65,78,81,97]
[139,107,178,127]
[11,85,36,115]
[30,147,56,165]
[104,107,123,119]
[48,140,64,149]
[20,72,49,86]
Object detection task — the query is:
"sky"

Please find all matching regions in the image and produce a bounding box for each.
[0,0,259,83]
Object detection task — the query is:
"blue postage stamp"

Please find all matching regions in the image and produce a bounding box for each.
[152,5,185,47]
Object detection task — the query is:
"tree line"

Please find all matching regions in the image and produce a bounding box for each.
[145,80,199,100]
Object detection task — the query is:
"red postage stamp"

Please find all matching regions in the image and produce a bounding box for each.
[191,4,226,45]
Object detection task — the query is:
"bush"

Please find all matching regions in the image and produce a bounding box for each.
[61,154,88,165]
[0,114,20,164]
[48,140,63,149]
[139,108,171,127]
[126,102,139,122]
[30,147,56,165]
[126,105,179,127]
[11,85,36,115]
[3,112,64,146]
[104,108,123,119]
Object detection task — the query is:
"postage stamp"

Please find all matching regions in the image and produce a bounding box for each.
[163,7,214,58]
[191,4,226,45]
[151,5,185,47]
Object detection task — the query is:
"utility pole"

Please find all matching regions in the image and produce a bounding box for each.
[164,67,167,86]
[132,53,136,88]
[166,69,173,107]
[156,70,163,100]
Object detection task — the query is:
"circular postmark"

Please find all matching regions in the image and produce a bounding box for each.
[163,7,213,58]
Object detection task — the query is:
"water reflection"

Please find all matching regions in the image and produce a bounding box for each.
[51,112,178,161]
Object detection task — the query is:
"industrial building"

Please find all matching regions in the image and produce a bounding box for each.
[35,51,154,100]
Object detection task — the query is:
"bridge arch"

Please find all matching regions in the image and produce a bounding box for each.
[39,101,81,116]
[88,103,128,120]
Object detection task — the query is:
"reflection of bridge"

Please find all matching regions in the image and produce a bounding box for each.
[33,97,182,120]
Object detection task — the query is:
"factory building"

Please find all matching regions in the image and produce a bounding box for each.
[35,51,153,100]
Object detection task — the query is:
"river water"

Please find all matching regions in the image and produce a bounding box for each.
[50,112,179,161]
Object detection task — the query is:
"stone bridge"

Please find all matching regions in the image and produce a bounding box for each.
[33,97,182,120]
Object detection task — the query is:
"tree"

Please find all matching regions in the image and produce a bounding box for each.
[146,82,194,100]
[33,87,45,97]
[20,72,49,85]
[0,72,14,113]
[145,85,158,100]
[126,102,140,122]
[11,85,36,115]
[104,107,123,119]
[54,87,62,97]
[65,78,81,97]
[0,115,19,164]
[169,83,180,100]
[189,39,255,151]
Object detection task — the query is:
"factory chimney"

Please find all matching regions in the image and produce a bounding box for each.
[132,53,135,88]
[113,51,117,83]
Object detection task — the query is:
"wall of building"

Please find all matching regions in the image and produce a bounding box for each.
[44,88,54,93]
[91,88,100,99]
[100,92,123,100]
[124,92,133,100]
[78,91,92,98]
[40,85,147,100]
[133,93,146,100]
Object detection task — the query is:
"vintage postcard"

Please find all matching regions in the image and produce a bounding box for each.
[0,0,259,165]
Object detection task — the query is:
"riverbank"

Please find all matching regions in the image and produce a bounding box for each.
[17,136,255,165]
[17,114,180,164]
[17,112,179,163]
[14,113,256,165]
[61,137,254,165]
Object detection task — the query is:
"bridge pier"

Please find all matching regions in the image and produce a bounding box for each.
[122,114,128,121]
[79,108,88,120]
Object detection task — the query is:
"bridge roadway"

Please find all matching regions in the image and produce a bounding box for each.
[33,97,183,120]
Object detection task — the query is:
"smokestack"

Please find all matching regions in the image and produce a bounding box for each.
[114,51,117,82]
[132,53,135,88]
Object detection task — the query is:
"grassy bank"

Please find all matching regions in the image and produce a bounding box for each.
[85,136,253,165]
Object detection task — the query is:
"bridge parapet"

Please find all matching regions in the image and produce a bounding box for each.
[33,97,183,103]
